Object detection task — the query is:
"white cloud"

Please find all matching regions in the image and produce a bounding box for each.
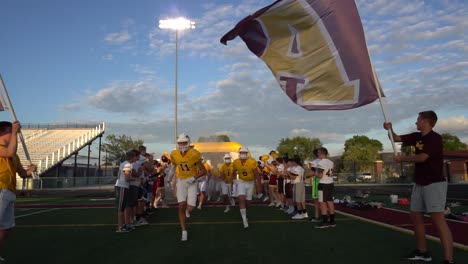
[104,31,131,44]
[102,54,113,61]
[437,116,468,139]
[71,1,468,153]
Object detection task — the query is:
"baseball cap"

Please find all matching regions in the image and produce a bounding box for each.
[289,167,300,176]
[309,159,319,168]
[123,163,132,171]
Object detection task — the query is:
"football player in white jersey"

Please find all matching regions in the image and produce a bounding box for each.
[314,147,336,228]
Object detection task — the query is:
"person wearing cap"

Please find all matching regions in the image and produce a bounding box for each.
[219,153,234,213]
[275,157,287,211]
[305,151,321,222]
[231,147,261,228]
[314,147,336,228]
[289,157,308,220]
[0,121,37,262]
[115,150,139,233]
[264,159,281,208]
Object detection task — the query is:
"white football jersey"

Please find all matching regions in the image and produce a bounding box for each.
[317,159,334,184]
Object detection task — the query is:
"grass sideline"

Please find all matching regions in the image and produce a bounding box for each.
[7,204,468,264]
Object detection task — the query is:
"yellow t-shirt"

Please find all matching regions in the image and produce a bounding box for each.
[0,153,19,193]
[232,158,257,182]
[170,148,202,179]
[219,163,233,183]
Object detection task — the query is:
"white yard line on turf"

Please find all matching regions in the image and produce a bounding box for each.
[15,208,60,218]
[335,209,468,251]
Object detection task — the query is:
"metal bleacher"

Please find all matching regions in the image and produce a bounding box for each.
[16,123,105,178]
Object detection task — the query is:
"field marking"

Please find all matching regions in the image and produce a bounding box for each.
[15,208,60,218]
[15,218,355,228]
[335,210,468,251]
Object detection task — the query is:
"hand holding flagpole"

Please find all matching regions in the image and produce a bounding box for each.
[0,74,39,179]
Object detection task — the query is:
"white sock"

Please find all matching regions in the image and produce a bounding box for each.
[240,208,247,222]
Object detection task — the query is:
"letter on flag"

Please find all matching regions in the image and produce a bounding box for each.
[220,0,383,110]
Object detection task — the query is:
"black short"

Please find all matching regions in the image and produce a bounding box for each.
[277,177,284,194]
[285,182,292,198]
[128,185,139,206]
[115,186,130,212]
[318,183,334,202]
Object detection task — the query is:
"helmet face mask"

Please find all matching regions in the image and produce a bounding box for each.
[176,133,191,152]
[223,153,231,164]
[238,147,249,160]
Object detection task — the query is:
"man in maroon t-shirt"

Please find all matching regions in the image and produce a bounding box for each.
[384,110,455,264]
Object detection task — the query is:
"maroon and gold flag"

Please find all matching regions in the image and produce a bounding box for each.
[221,0,383,110]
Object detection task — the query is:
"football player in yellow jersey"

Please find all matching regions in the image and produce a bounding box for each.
[219,154,234,213]
[0,121,37,261]
[170,133,207,241]
[231,147,262,228]
[196,157,211,210]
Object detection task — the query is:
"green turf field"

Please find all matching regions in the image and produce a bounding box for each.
[6,203,468,264]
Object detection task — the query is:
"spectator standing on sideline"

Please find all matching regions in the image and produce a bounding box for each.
[0,121,37,263]
[384,110,455,264]
[170,133,207,241]
[115,152,138,233]
[314,147,336,229]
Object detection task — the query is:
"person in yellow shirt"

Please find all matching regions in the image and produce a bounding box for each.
[170,133,207,241]
[0,121,36,262]
[219,153,234,213]
[231,147,261,228]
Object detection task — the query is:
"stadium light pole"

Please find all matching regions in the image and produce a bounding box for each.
[158,17,195,146]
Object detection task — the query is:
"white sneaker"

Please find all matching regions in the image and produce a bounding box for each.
[262,196,270,202]
[275,202,282,208]
[224,206,230,213]
[153,203,158,209]
[230,198,236,206]
[287,207,295,214]
[268,202,275,207]
[303,212,309,219]
[243,219,249,228]
[216,197,221,202]
[181,230,188,241]
[197,204,202,210]
[292,213,304,220]
[138,218,149,225]
[256,193,263,199]
[185,209,191,218]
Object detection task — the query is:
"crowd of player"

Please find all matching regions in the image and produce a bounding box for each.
[113,133,337,240]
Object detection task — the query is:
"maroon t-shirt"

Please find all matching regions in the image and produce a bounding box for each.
[400,131,445,186]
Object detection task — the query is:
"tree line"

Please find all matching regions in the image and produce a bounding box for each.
[101,132,467,169]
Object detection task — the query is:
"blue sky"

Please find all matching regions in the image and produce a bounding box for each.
[1,0,467,158]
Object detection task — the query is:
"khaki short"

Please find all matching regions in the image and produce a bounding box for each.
[410,181,447,213]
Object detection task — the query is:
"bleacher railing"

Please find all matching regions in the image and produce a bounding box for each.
[17,123,105,177]
[35,123,105,175]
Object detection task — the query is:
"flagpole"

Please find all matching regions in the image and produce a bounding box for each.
[0,74,39,179]
[370,65,397,155]
[353,0,397,156]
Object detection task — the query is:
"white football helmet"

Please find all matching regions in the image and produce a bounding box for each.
[223,153,232,163]
[238,147,249,160]
[176,133,191,152]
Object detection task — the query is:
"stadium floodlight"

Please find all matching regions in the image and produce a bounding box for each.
[159,17,195,146]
